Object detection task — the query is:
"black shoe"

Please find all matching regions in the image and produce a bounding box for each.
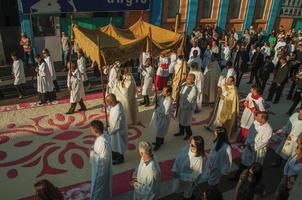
[184,135,191,140]
[265,98,272,102]
[65,111,74,115]
[174,132,184,136]
[270,161,281,167]
[112,160,123,165]
[273,100,279,104]
[78,107,87,112]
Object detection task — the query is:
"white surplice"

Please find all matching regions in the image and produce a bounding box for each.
[133,157,161,200]
[177,84,198,126]
[44,56,56,81]
[37,61,54,93]
[241,121,272,167]
[12,59,26,85]
[206,141,232,186]
[108,102,128,154]
[276,113,302,160]
[240,93,265,129]
[149,95,172,137]
[189,70,204,111]
[67,69,85,103]
[77,56,88,82]
[104,66,118,94]
[90,133,112,200]
[172,145,205,198]
[141,65,154,96]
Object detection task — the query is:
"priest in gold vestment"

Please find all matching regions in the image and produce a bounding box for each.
[206,76,239,138]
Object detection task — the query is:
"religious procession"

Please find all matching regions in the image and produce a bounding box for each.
[1,1,302,200]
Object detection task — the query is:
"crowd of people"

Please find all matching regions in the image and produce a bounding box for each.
[3,24,302,200]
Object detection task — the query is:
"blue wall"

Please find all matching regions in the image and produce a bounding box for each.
[217,0,229,32]
[186,0,199,34]
[150,0,163,26]
[266,0,281,34]
[243,0,256,31]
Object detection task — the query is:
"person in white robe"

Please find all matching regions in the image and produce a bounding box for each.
[105,93,128,165]
[140,58,154,106]
[239,85,265,143]
[217,61,236,89]
[271,106,302,166]
[206,127,232,186]
[155,54,169,90]
[89,120,112,200]
[203,55,221,104]
[189,62,204,112]
[34,55,54,105]
[188,50,202,71]
[172,136,205,199]
[240,112,272,169]
[174,74,198,140]
[65,61,86,114]
[43,49,59,92]
[131,141,160,200]
[104,61,120,94]
[169,52,177,79]
[150,86,173,151]
[113,64,139,125]
[77,49,91,88]
[273,37,286,66]
[140,51,150,68]
[220,43,231,68]
[11,53,26,99]
[189,41,201,58]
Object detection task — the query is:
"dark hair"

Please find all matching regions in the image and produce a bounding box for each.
[34,54,42,59]
[164,85,172,94]
[192,136,205,157]
[203,186,223,200]
[43,49,50,55]
[227,75,235,83]
[214,127,230,151]
[251,84,262,95]
[226,61,233,67]
[248,162,263,186]
[265,55,271,59]
[34,180,64,200]
[10,52,18,57]
[90,120,104,134]
[300,105,302,111]
[258,111,269,122]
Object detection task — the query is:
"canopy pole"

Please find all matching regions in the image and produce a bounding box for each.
[68,14,73,66]
[97,35,109,129]
[175,29,187,117]
[148,27,158,108]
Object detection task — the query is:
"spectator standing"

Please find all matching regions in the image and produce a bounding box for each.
[19,33,33,67]
[11,53,26,99]
[43,49,60,93]
[61,32,69,68]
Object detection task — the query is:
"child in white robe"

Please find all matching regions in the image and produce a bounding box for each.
[150,86,173,151]
[189,62,204,112]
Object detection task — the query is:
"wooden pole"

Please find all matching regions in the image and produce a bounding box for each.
[69,14,73,64]
[97,35,109,128]
[148,27,158,107]
[174,13,180,32]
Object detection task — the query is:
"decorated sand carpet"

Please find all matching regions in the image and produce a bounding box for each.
[0,78,290,200]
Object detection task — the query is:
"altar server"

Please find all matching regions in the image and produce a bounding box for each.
[239,85,265,142]
[189,62,204,112]
[11,53,26,99]
[172,136,205,200]
[174,74,198,140]
[131,141,160,200]
[66,61,86,114]
[172,54,187,100]
[206,127,232,186]
[155,54,169,90]
[43,49,59,92]
[140,58,154,106]
[150,86,173,151]
[89,120,112,200]
[104,61,120,94]
[105,93,128,165]
[77,49,91,88]
[34,54,54,105]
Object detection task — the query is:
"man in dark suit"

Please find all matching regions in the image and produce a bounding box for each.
[259,56,275,91]
[247,44,264,85]
[266,56,290,104]
[287,65,302,114]
[236,46,249,87]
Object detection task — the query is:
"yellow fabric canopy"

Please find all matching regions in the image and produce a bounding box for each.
[73,18,185,68]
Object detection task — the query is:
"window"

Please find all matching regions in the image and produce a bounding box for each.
[228,0,242,19]
[200,0,213,18]
[167,0,180,18]
[254,0,266,19]
[32,16,55,37]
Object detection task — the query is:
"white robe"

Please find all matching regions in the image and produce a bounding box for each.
[189,46,201,58]
[276,113,302,160]
[172,145,205,198]
[206,141,232,186]
[37,62,54,93]
[77,56,88,82]
[177,84,198,126]
[44,56,56,81]
[113,74,139,124]
[241,121,272,166]
[284,155,302,177]
[157,56,169,77]
[133,157,161,200]
[12,59,26,85]
[67,69,85,103]
[150,95,172,137]
[104,66,118,94]
[90,133,112,200]
[140,52,150,67]
[141,65,153,96]
[188,56,202,71]
[217,68,236,88]
[169,53,177,74]
[189,70,204,110]
[240,93,265,129]
[108,103,128,154]
[220,46,231,66]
